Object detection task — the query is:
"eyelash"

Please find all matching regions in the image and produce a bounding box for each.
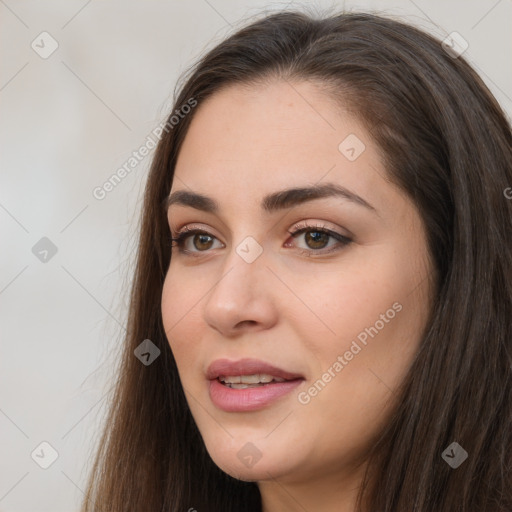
[169,222,352,257]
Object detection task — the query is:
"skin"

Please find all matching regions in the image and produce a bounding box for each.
[161,79,434,512]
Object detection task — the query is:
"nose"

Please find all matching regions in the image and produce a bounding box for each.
[202,248,278,337]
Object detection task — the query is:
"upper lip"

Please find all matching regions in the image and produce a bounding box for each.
[206,358,304,381]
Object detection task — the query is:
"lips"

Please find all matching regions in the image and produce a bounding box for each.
[206,358,304,382]
[205,358,305,412]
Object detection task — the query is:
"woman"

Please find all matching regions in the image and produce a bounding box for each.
[81,8,512,512]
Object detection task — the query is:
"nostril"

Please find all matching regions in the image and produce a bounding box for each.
[236,320,257,328]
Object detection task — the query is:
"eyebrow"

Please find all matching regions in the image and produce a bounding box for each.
[165,182,377,215]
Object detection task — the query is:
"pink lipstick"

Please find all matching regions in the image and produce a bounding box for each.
[206,358,305,412]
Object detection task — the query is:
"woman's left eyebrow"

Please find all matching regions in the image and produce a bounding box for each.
[165,182,378,215]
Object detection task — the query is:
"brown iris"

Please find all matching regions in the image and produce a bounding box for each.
[193,233,214,251]
[304,230,329,249]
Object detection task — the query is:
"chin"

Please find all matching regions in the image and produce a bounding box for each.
[203,439,300,483]
[212,457,289,482]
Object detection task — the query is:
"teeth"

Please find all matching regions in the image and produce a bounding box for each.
[219,373,286,385]
[221,375,242,384]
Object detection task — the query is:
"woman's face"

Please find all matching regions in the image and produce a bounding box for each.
[161,80,433,500]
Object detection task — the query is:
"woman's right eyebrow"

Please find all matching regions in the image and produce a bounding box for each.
[165,182,378,216]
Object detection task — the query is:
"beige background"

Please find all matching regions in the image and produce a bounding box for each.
[1,1,511,510]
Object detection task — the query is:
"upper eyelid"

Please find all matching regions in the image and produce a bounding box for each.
[170,222,346,239]
[171,222,351,244]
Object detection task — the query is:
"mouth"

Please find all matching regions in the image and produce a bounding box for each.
[206,357,304,381]
[206,358,305,412]
[218,373,288,389]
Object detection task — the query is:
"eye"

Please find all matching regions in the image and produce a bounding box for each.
[169,222,352,257]
[286,222,352,256]
[170,227,223,255]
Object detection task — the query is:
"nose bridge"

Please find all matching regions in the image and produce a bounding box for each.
[211,236,267,301]
[202,234,276,333]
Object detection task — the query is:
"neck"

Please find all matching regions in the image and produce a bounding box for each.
[258,460,369,512]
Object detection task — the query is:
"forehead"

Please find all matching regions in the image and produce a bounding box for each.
[178,79,349,159]
[173,80,385,210]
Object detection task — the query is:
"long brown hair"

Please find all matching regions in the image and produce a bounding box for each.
[81,8,512,512]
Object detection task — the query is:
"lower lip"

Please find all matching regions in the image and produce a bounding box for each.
[208,378,304,412]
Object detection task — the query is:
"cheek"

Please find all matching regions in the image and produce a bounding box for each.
[288,244,430,380]
[161,270,204,379]
[282,254,401,344]
[288,254,428,448]
[161,263,208,332]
